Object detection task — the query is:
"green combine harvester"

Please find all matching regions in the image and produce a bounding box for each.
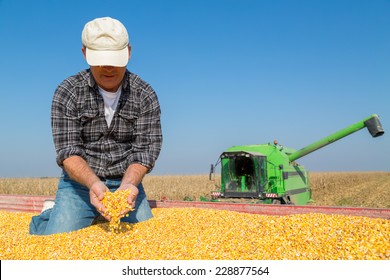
[209,114,384,205]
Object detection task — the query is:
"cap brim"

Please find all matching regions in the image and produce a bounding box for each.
[85,47,129,67]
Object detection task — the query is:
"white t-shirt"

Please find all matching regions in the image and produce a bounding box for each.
[98,86,122,127]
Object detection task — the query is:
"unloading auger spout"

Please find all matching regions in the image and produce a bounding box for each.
[288,114,384,162]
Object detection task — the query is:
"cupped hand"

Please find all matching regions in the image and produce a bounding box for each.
[116,183,139,217]
[89,181,110,219]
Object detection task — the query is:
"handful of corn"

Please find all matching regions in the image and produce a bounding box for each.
[101,189,133,232]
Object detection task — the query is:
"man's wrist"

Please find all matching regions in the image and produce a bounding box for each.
[89,179,104,190]
[120,182,138,189]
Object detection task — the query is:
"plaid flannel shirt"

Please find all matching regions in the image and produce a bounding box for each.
[51,69,162,178]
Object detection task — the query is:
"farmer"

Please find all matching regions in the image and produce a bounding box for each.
[29,17,163,235]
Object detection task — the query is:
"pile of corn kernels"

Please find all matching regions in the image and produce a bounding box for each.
[0,208,389,260]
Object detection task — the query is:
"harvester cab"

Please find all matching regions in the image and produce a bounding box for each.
[209,114,384,205]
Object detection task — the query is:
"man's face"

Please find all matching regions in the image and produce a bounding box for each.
[82,46,130,92]
[89,65,127,92]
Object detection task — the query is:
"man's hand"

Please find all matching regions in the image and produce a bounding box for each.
[117,163,148,218]
[89,181,110,219]
[116,183,139,217]
[63,156,112,219]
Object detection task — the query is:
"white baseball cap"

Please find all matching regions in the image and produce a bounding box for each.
[82,17,129,67]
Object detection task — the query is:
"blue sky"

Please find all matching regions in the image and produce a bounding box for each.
[0,0,389,177]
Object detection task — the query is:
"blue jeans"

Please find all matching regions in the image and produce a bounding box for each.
[29,172,153,235]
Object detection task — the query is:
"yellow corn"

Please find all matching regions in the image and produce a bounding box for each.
[101,189,133,232]
[0,208,389,260]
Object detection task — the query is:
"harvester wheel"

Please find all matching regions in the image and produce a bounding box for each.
[281,196,294,205]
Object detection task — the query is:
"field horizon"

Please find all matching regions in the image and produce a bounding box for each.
[0,171,389,208]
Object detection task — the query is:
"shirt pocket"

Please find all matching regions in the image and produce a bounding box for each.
[79,108,103,142]
[116,109,139,142]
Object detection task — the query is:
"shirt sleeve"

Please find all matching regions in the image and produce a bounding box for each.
[126,84,163,172]
[51,81,87,167]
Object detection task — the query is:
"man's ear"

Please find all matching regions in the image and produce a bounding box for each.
[81,46,87,59]
[128,45,132,60]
